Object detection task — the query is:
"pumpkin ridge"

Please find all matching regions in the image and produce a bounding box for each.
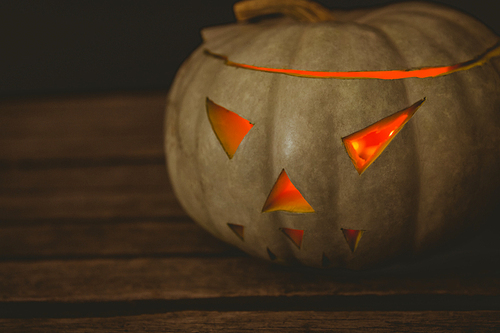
[355,2,472,29]
[353,20,411,71]
[415,26,482,253]
[259,24,308,239]
[264,24,324,254]
[378,17,435,254]
[193,46,247,235]
[352,1,440,24]
[401,82,421,255]
[201,22,257,46]
[378,21,422,256]
[166,48,213,231]
[203,21,275,61]
[379,10,496,59]
[198,24,286,235]
[391,7,497,45]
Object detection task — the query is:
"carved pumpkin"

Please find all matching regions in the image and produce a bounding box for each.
[165,0,500,269]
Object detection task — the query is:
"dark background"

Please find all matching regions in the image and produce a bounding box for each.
[0,0,498,98]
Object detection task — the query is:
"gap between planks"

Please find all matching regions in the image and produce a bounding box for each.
[1,310,499,332]
[1,297,499,319]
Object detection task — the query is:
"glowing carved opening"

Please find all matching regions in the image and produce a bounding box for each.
[227,223,245,241]
[262,169,315,213]
[267,247,277,261]
[280,228,304,249]
[341,228,364,252]
[342,98,426,174]
[206,97,253,159]
[206,41,500,80]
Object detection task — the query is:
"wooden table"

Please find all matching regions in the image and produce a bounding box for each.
[1,92,499,331]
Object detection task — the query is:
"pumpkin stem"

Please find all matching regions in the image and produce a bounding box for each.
[234,0,335,23]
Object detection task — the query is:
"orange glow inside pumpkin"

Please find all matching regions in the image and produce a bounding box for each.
[342,98,425,174]
[341,228,364,252]
[205,41,500,80]
[262,169,315,213]
[280,227,304,248]
[225,60,460,79]
[206,97,253,159]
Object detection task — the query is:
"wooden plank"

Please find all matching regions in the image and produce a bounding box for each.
[0,164,169,191]
[0,135,163,162]
[0,189,184,220]
[0,92,166,162]
[0,157,179,224]
[1,311,499,332]
[0,163,186,221]
[0,93,182,220]
[0,92,166,140]
[1,253,498,302]
[0,220,234,260]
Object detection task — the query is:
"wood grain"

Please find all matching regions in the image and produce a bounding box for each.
[0,92,166,162]
[1,254,499,302]
[0,189,184,221]
[0,220,235,260]
[0,93,165,141]
[0,92,187,221]
[1,163,169,192]
[0,163,185,221]
[1,311,499,332]
[0,135,163,163]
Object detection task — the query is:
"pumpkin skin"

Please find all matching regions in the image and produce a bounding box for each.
[165,1,500,270]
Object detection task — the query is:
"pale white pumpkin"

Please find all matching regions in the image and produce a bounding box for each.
[165,0,500,269]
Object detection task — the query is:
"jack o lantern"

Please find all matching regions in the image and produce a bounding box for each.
[165,0,500,269]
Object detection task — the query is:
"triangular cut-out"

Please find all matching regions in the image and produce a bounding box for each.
[280,228,304,249]
[262,169,315,213]
[227,223,244,241]
[342,98,425,174]
[206,97,253,159]
[341,228,364,252]
[322,252,331,268]
[267,247,277,261]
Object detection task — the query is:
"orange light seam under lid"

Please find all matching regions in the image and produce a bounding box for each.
[205,41,500,80]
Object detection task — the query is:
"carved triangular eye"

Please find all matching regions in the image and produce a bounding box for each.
[206,97,253,159]
[262,169,315,213]
[342,98,426,175]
